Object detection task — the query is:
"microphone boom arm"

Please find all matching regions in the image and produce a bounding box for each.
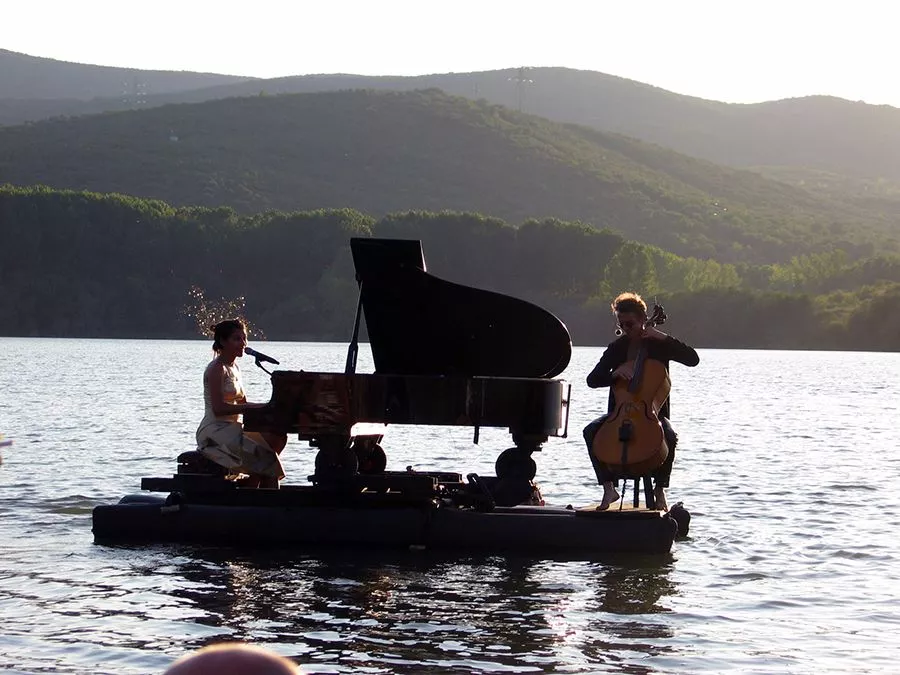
[245,347,279,376]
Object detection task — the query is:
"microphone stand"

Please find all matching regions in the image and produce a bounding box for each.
[345,280,363,375]
[252,356,273,377]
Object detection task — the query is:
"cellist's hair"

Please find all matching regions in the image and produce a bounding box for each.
[611,292,647,316]
[210,319,246,353]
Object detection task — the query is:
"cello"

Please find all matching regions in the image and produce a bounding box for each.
[591,304,671,476]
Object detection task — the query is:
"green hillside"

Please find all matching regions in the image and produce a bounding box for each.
[0,89,892,263]
[4,59,900,185]
[2,186,899,351]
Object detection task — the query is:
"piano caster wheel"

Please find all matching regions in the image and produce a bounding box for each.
[495,448,537,481]
[314,444,359,481]
[355,443,387,475]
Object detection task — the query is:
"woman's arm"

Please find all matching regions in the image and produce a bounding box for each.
[586,344,622,388]
[664,335,700,367]
[206,363,264,416]
[643,327,699,367]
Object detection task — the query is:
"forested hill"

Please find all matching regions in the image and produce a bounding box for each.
[2,186,900,350]
[127,70,900,181]
[4,61,900,184]
[0,49,250,100]
[0,89,892,263]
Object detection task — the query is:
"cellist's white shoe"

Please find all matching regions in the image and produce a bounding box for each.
[597,481,620,511]
[654,485,669,512]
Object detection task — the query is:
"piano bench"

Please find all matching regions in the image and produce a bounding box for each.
[176,451,228,476]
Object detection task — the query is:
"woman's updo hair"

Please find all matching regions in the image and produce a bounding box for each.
[611,292,647,316]
[210,319,246,353]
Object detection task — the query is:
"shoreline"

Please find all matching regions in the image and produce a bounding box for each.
[0,334,896,354]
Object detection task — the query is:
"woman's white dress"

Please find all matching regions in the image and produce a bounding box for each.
[195,359,284,479]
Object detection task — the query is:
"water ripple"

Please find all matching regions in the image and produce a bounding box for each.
[2,341,900,673]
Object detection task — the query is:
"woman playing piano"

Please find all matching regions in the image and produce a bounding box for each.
[195,319,287,488]
[582,292,699,511]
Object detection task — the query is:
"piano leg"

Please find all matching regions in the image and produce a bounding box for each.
[489,435,548,507]
[495,447,537,481]
[351,437,387,475]
[496,433,546,481]
[313,436,359,482]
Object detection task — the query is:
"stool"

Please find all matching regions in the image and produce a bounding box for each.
[619,474,657,509]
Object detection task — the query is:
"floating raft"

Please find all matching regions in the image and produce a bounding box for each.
[92,469,689,557]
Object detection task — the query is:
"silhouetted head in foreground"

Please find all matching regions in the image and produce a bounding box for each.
[164,643,301,675]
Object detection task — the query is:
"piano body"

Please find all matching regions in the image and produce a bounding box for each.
[244,237,572,483]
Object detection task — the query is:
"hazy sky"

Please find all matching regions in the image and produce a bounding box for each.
[4,0,897,106]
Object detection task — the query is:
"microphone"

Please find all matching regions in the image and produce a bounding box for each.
[244,347,280,365]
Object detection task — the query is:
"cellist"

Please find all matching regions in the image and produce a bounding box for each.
[583,292,699,511]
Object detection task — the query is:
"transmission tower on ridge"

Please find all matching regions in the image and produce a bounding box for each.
[122,72,147,109]
[508,66,534,112]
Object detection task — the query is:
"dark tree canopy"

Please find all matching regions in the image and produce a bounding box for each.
[2,185,898,351]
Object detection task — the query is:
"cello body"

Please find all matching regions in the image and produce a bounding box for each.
[591,356,671,477]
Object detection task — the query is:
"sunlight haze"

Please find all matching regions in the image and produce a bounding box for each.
[3,0,896,107]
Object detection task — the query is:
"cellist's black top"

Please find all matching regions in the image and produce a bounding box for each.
[586,335,700,419]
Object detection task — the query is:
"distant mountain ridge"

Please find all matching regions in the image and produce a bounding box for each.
[2,52,900,182]
[0,49,251,101]
[0,88,893,263]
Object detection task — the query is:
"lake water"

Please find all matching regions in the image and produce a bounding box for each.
[1,338,899,674]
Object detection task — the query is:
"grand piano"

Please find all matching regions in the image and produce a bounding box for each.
[243,237,572,486]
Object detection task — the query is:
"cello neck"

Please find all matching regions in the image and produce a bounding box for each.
[625,303,666,394]
[627,341,648,394]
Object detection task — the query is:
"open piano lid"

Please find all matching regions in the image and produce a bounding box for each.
[350,238,572,379]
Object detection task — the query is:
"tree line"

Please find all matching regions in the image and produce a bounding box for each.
[2,185,898,351]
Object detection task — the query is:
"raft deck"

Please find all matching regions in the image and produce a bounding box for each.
[92,470,688,556]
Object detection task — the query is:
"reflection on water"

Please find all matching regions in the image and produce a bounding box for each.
[119,546,678,674]
[3,340,900,673]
